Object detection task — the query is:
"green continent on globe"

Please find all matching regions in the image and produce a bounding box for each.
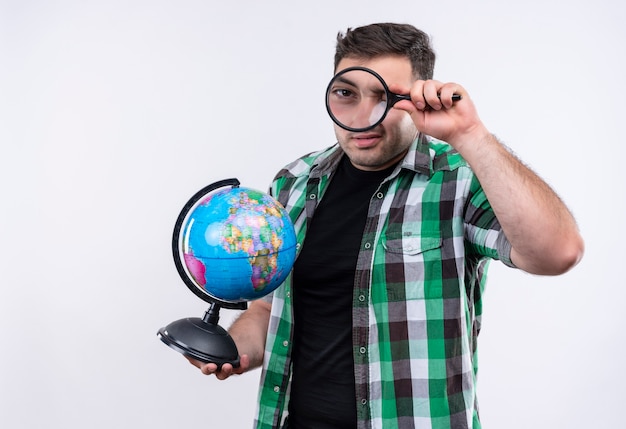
[221,191,285,291]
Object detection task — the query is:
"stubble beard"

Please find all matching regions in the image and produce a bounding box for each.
[335,126,417,172]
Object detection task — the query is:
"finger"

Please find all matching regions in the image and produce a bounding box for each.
[214,363,234,380]
[235,354,250,374]
[438,83,462,109]
[200,362,219,375]
[423,80,443,110]
[409,80,427,111]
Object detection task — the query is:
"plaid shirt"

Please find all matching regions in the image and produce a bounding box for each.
[254,134,514,429]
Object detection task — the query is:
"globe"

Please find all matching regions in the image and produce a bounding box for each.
[178,186,297,303]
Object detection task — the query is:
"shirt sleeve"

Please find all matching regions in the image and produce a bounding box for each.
[464,174,517,268]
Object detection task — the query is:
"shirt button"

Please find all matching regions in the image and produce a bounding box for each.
[309,194,316,200]
[274,386,280,393]
[359,346,367,354]
[376,192,384,199]
[361,398,367,405]
[358,294,366,302]
[364,242,371,249]
[282,340,289,347]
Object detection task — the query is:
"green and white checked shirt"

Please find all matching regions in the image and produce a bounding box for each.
[255,134,514,429]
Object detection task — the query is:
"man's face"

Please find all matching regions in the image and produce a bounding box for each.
[332,55,418,171]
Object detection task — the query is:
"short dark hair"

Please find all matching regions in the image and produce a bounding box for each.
[334,23,436,80]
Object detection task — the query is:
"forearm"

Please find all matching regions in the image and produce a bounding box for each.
[228,299,271,369]
[455,130,584,275]
[396,79,583,274]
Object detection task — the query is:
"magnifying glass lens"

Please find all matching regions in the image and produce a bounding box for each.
[326,66,462,133]
[326,68,389,132]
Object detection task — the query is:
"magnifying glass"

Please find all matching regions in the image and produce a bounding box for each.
[325,66,462,133]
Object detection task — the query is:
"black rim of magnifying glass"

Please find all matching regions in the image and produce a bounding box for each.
[171,177,247,310]
[325,66,411,133]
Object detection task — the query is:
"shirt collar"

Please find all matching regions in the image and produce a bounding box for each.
[310,133,434,180]
[399,133,434,177]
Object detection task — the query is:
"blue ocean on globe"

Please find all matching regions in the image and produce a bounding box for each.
[180,186,297,302]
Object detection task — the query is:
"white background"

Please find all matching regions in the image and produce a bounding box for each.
[1,1,624,428]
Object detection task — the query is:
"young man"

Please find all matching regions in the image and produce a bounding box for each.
[188,23,584,429]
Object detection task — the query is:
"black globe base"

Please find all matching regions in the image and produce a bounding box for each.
[157,303,241,368]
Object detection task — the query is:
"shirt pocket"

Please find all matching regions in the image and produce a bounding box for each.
[382,231,442,256]
[380,231,444,300]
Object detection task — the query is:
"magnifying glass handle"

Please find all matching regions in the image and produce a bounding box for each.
[394,93,462,102]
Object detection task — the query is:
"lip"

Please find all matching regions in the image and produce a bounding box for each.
[351,132,382,148]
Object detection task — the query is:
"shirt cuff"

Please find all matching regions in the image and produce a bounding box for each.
[496,230,517,268]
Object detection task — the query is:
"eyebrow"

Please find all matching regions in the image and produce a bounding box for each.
[333,76,386,97]
[334,75,357,87]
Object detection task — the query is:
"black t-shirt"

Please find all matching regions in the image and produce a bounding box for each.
[288,156,395,429]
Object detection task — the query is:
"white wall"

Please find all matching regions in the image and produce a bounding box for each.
[1,1,624,427]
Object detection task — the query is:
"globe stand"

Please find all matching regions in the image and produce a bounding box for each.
[158,178,248,369]
[157,300,246,368]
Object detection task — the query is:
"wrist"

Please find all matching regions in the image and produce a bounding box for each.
[450,125,493,156]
